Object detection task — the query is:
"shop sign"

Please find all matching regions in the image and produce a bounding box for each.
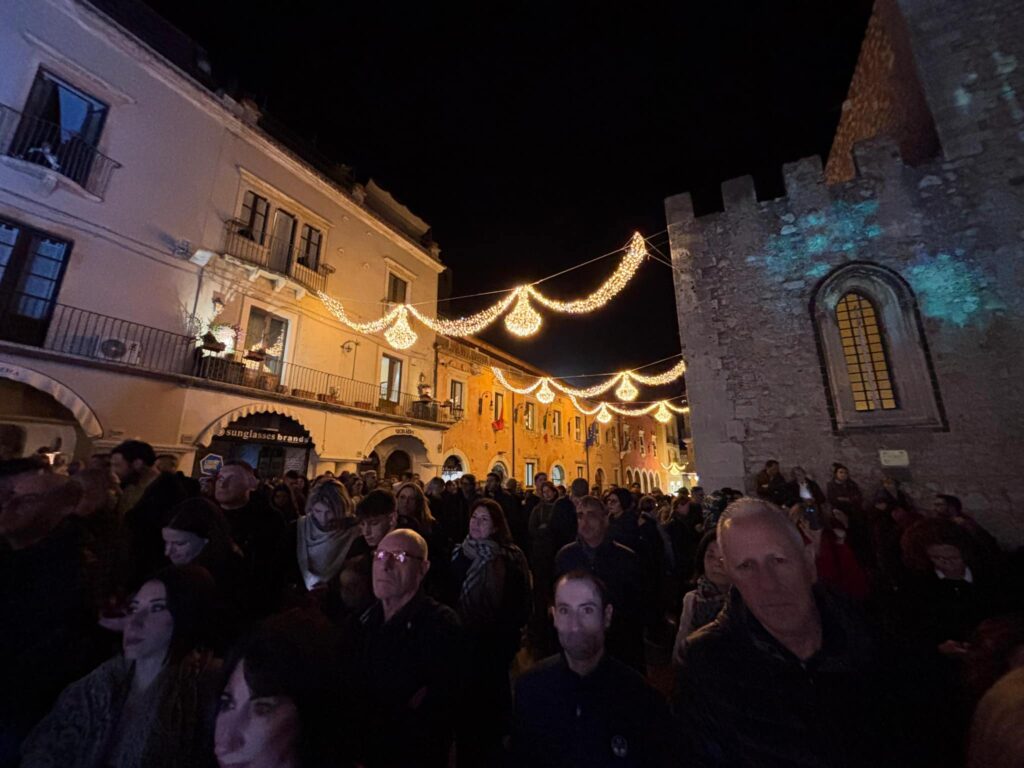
[879,449,909,467]
[218,427,312,445]
[199,453,224,475]
[394,428,414,435]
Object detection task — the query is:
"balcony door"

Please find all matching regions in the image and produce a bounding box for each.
[0,217,72,346]
[268,210,296,274]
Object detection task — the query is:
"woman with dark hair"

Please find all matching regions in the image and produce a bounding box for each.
[270,484,299,524]
[21,566,219,768]
[672,530,730,665]
[451,497,532,765]
[214,610,343,768]
[395,479,452,601]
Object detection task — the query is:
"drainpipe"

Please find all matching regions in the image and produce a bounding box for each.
[511,391,516,480]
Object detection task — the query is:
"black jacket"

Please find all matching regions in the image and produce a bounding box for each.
[346,591,465,767]
[511,654,675,767]
[676,586,906,768]
[555,538,645,670]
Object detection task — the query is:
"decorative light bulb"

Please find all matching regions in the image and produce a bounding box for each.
[504,289,542,337]
[384,307,418,350]
[596,404,613,424]
[654,402,672,423]
[537,379,555,404]
[615,374,639,402]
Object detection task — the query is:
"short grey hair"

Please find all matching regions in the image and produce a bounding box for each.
[717,497,805,555]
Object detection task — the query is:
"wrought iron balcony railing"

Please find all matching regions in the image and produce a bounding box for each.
[223,220,328,294]
[0,301,455,425]
[0,104,120,199]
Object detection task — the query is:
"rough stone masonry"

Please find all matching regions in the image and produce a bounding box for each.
[665,0,1024,544]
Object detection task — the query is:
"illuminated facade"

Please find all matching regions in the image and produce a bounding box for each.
[0,0,450,477]
[666,0,1024,543]
[435,336,685,491]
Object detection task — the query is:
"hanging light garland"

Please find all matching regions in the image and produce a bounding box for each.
[488,357,686,404]
[318,232,649,350]
[568,394,689,420]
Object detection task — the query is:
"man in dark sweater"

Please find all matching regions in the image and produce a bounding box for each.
[512,570,674,767]
[555,495,645,671]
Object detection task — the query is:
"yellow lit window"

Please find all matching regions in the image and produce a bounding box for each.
[836,293,898,411]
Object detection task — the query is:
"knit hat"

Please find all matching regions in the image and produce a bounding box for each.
[165,497,221,539]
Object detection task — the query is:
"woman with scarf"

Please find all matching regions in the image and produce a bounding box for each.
[290,481,362,596]
[21,565,219,768]
[451,498,532,765]
[672,530,731,665]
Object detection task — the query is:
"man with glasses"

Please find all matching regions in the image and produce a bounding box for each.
[347,528,464,767]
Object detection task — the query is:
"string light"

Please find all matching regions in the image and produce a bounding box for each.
[615,374,639,402]
[654,402,672,423]
[318,232,649,350]
[596,404,613,424]
[567,395,689,418]
[527,232,647,313]
[504,289,543,336]
[490,356,686,403]
[536,379,555,404]
[384,306,418,349]
[629,359,687,386]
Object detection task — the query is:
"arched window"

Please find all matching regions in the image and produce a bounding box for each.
[442,454,464,482]
[835,292,897,411]
[550,464,565,487]
[813,263,945,432]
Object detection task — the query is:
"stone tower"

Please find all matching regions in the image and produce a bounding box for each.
[665,0,1024,543]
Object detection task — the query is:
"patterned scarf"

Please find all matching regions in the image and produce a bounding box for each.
[454,536,502,626]
[691,575,729,630]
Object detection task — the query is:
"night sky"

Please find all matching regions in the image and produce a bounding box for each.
[141,0,873,393]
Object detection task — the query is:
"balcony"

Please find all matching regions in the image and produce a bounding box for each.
[222,220,329,295]
[0,104,120,199]
[0,302,455,426]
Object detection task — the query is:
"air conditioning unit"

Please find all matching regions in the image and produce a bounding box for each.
[96,336,143,365]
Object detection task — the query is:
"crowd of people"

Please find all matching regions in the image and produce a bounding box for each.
[1,442,1022,767]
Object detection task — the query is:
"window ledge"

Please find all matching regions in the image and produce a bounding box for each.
[0,155,103,202]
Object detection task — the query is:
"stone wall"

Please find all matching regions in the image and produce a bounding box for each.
[664,0,1024,544]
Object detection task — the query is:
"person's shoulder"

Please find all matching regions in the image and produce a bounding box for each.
[682,612,738,666]
[416,594,462,628]
[515,655,564,696]
[609,539,637,558]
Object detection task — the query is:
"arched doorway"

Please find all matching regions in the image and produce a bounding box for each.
[202,411,313,479]
[625,468,634,486]
[490,461,508,481]
[594,467,605,491]
[442,454,464,481]
[384,449,411,479]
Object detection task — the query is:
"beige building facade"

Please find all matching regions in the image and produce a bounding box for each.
[0,0,451,477]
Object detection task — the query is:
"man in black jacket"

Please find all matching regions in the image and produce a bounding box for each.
[675,498,910,767]
[555,495,645,671]
[347,528,464,767]
[512,570,674,767]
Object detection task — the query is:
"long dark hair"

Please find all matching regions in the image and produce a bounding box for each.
[470,497,512,545]
[692,530,719,581]
[218,610,340,767]
[146,564,217,664]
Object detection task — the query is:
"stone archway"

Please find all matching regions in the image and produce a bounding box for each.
[384,449,411,478]
[369,434,431,478]
[0,360,102,438]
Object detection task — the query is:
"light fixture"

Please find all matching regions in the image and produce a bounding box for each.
[536,379,555,404]
[654,402,672,423]
[504,289,542,337]
[596,404,613,424]
[615,374,639,402]
[384,307,417,349]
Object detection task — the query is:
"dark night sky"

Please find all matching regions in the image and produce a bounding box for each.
[142,0,873,390]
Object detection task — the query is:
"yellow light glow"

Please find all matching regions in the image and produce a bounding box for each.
[596,404,613,423]
[384,307,418,349]
[317,232,649,346]
[615,374,639,401]
[504,289,542,336]
[536,379,555,404]
[654,402,671,423]
[630,359,687,385]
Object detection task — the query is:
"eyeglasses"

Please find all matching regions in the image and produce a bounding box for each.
[373,549,424,565]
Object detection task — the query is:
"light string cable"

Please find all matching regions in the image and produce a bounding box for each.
[317,231,652,349]
[490,354,687,403]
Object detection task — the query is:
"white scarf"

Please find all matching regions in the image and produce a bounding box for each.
[296,516,360,590]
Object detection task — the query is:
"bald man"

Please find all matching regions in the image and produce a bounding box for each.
[674,498,908,767]
[347,529,465,767]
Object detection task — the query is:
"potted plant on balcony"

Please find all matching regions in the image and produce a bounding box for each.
[244,346,268,363]
[200,331,226,353]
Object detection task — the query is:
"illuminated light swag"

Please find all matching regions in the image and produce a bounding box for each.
[490,358,687,404]
[318,233,648,350]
